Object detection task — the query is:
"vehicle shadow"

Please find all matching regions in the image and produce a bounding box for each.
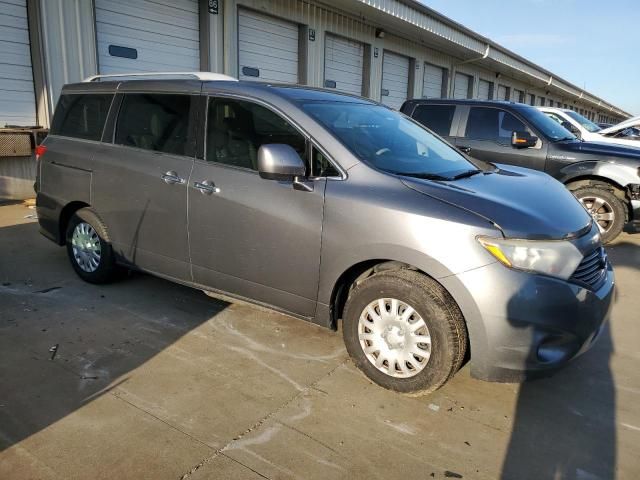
[498,237,640,479]
[0,221,228,452]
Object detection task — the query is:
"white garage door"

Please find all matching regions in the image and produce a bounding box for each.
[497,85,508,100]
[478,79,492,100]
[95,0,199,74]
[324,34,363,96]
[453,72,471,99]
[381,51,409,110]
[511,89,524,103]
[239,9,298,83]
[422,63,444,98]
[0,0,36,126]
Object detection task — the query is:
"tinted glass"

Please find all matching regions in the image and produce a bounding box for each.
[311,147,339,177]
[465,107,528,144]
[565,110,602,132]
[115,94,191,155]
[412,104,455,137]
[302,102,478,178]
[51,94,113,141]
[523,107,577,142]
[206,98,307,171]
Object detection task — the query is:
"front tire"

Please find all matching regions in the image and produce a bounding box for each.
[342,269,467,396]
[572,185,625,244]
[65,208,119,284]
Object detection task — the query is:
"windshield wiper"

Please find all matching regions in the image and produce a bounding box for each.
[451,169,483,180]
[552,136,576,143]
[399,172,450,181]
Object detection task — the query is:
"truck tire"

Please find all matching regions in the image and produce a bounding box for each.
[572,185,625,244]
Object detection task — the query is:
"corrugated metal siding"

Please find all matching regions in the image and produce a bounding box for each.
[324,33,364,95]
[477,79,491,100]
[38,0,97,122]
[95,0,199,73]
[422,62,443,98]
[0,0,36,126]
[380,50,409,109]
[453,72,470,99]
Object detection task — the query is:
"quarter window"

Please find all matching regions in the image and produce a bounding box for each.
[115,94,191,156]
[51,94,113,141]
[465,107,529,145]
[206,98,308,172]
[411,105,456,137]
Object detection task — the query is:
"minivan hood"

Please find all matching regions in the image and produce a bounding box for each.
[401,166,592,240]
[557,139,640,158]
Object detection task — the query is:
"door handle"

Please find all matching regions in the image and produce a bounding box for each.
[458,146,472,154]
[162,171,184,185]
[194,180,220,195]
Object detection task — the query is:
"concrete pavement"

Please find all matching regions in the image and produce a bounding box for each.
[1,202,639,479]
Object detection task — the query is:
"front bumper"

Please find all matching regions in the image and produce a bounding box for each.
[445,258,614,383]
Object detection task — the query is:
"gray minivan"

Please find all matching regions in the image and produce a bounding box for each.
[36,73,614,395]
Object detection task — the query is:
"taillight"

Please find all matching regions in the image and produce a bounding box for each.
[35,144,47,161]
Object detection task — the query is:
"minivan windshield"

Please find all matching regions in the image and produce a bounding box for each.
[523,107,578,142]
[564,110,602,133]
[302,102,482,179]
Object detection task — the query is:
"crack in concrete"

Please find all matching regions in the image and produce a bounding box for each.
[177,358,350,480]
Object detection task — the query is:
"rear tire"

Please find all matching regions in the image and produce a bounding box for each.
[342,269,467,396]
[572,185,625,244]
[65,208,119,284]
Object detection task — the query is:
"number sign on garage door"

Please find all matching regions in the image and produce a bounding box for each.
[453,72,471,99]
[0,0,36,126]
[422,63,444,98]
[238,9,299,83]
[324,34,364,96]
[95,0,200,74]
[477,79,492,100]
[381,51,410,110]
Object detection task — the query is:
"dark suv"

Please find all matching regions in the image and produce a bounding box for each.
[401,99,640,243]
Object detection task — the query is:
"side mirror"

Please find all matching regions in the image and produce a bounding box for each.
[511,131,538,148]
[258,144,306,181]
[561,121,581,138]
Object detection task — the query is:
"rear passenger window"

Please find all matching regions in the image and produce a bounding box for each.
[411,105,455,137]
[115,94,191,156]
[465,107,529,145]
[51,94,113,141]
[206,98,307,171]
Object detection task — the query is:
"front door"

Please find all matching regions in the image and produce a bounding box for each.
[92,92,195,280]
[188,97,326,317]
[456,106,547,171]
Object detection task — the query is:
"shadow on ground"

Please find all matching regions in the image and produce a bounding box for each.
[0,221,228,452]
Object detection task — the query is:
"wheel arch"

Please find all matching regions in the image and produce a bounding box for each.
[58,201,91,245]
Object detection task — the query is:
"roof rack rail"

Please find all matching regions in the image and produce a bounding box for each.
[82,72,238,82]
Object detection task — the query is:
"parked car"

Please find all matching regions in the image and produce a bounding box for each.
[597,122,615,130]
[539,107,640,149]
[599,116,640,141]
[402,99,640,243]
[36,73,613,395]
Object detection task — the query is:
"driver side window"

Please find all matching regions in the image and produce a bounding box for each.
[206,98,308,171]
[465,107,530,145]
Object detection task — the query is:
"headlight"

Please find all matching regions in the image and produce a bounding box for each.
[477,236,583,280]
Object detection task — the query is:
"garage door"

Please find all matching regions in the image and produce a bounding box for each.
[477,79,492,100]
[497,85,508,100]
[511,89,524,103]
[453,72,471,99]
[0,0,36,126]
[381,51,410,110]
[422,63,444,98]
[239,9,298,83]
[324,34,363,96]
[95,0,199,74]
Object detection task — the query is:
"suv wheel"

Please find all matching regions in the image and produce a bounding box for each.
[65,208,119,283]
[573,186,625,244]
[342,269,467,396]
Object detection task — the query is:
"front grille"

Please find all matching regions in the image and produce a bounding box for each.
[569,247,608,290]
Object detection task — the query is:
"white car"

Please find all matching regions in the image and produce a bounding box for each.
[539,107,640,148]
